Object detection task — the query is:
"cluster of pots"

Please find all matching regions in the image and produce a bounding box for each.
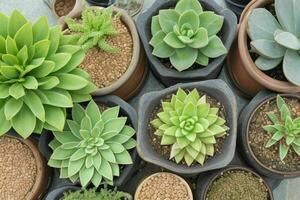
[3,0,300,200]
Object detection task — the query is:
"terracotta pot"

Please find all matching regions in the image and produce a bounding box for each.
[227,0,300,98]
[137,80,237,175]
[52,0,86,18]
[239,91,300,179]
[196,166,274,200]
[59,6,147,100]
[134,172,193,200]
[5,135,51,200]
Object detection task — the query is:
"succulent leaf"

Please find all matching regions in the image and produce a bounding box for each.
[48,100,136,187]
[150,0,227,71]
[263,95,300,160]
[151,89,228,166]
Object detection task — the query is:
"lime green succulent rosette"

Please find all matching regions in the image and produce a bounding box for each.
[151,88,229,166]
[263,95,300,160]
[150,0,227,71]
[48,100,136,187]
[0,10,97,138]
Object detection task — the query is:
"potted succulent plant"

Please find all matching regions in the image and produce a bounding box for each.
[114,0,144,17]
[0,10,96,139]
[0,134,50,200]
[46,96,139,187]
[134,172,193,200]
[196,166,274,200]
[239,91,300,179]
[137,80,237,175]
[45,0,86,18]
[137,0,236,86]
[228,0,300,97]
[45,185,132,200]
[59,6,147,100]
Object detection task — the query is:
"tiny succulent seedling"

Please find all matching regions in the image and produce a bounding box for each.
[62,187,132,200]
[151,88,229,166]
[150,0,227,71]
[248,0,300,86]
[263,95,300,161]
[65,6,120,53]
[0,10,96,139]
[48,100,136,187]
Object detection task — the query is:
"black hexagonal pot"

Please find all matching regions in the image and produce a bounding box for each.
[136,0,237,87]
[137,79,237,176]
[239,91,300,179]
[39,95,140,187]
[45,185,80,200]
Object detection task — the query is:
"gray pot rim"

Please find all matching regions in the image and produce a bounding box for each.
[137,79,237,175]
[136,0,237,79]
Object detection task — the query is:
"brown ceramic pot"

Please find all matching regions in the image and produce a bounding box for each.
[59,6,147,100]
[52,0,85,18]
[6,135,50,200]
[227,0,300,98]
[134,172,193,200]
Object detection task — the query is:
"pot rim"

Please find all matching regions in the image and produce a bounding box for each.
[134,172,193,200]
[245,93,300,176]
[202,166,274,200]
[59,6,141,96]
[238,0,300,93]
[5,135,49,200]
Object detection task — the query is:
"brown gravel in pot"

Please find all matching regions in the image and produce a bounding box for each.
[248,97,300,172]
[206,169,270,200]
[0,136,37,200]
[55,0,76,17]
[80,18,133,88]
[136,173,191,200]
[148,91,228,166]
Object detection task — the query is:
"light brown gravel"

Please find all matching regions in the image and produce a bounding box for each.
[0,136,37,200]
[206,170,270,200]
[55,0,76,17]
[80,18,133,88]
[136,173,191,200]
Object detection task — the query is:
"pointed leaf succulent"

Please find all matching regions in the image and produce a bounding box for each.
[150,0,227,71]
[151,88,229,166]
[0,10,96,139]
[263,95,300,161]
[248,0,300,86]
[48,100,136,188]
[65,7,121,53]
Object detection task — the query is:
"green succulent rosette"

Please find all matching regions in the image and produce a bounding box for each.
[150,0,227,71]
[151,88,229,166]
[0,10,96,138]
[48,100,136,187]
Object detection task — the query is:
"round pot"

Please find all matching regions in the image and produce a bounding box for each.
[137,79,237,175]
[136,0,237,87]
[3,134,51,200]
[225,0,247,18]
[134,172,193,200]
[59,6,147,100]
[85,0,116,7]
[39,95,140,187]
[45,185,80,200]
[196,166,274,200]
[113,0,144,17]
[227,0,300,98]
[239,91,300,178]
[52,0,85,18]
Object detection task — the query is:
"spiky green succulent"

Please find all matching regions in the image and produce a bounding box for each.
[263,95,300,160]
[65,6,120,53]
[0,10,96,139]
[62,187,132,200]
[248,0,300,86]
[48,100,136,188]
[150,0,227,72]
[151,88,229,166]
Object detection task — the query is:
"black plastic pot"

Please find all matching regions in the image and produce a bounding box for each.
[86,0,115,7]
[225,0,249,18]
[45,185,80,200]
[239,91,300,179]
[196,166,274,200]
[137,79,237,176]
[39,95,140,187]
[136,0,237,87]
